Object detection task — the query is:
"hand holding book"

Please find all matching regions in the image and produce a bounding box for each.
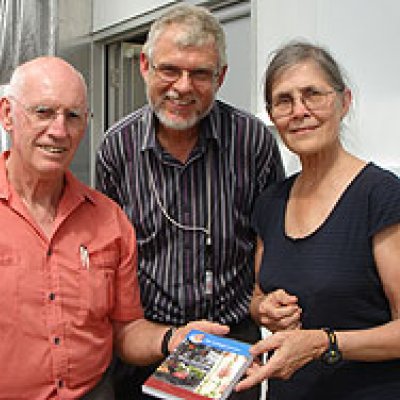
[166,321,230,356]
[143,330,253,400]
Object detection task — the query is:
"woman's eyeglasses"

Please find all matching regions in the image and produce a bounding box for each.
[269,87,338,118]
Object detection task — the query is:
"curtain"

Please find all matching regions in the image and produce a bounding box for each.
[0,0,57,84]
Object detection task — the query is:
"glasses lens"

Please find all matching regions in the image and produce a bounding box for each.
[153,65,180,82]
[34,108,85,129]
[32,106,56,121]
[10,96,85,130]
[304,91,332,110]
[28,106,85,130]
[64,110,86,129]
[190,69,216,83]
[272,97,292,117]
[152,63,217,84]
[271,89,334,117]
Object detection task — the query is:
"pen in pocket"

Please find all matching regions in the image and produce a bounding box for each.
[80,245,90,270]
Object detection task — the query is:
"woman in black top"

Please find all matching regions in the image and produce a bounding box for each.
[236,41,400,399]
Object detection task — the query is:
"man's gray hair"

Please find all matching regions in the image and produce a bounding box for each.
[142,4,227,68]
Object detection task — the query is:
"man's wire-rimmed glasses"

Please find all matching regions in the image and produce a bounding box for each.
[150,63,219,85]
[8,95,87,131]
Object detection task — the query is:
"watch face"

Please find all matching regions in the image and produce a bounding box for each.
[323,349,342,365]
[321,328,342,365]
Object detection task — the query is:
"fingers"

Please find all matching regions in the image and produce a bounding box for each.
[249,330,325,382]
[273,289,298,304]
[258,289,302,332]
[236,339,289,391]
[237,329,323,392]
[250,333,282,358]
[259,308,302,331]
[259,289,299,314]
[185,320,230,336]
[235,363,266,392]
[170,321,230,350]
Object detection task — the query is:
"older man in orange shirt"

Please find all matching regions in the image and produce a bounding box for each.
[0,56,228,399]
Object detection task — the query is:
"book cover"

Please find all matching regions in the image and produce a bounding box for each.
[142,329,253,400]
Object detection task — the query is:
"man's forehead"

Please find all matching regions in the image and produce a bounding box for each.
[152,36,218,65]
[16,71,87,108]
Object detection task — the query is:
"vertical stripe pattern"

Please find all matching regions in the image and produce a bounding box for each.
[96,100,284,325]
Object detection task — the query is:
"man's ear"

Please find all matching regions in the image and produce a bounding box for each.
[216,65,228,89]
[0,97,13,132]
[139,52,150,82]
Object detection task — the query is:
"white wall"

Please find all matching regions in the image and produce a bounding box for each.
[254,0,400,174]
[216,10,251,112]
[92,0,173,32]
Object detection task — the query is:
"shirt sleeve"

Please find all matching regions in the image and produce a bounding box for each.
[251,184,276,238]
[111,206,144,322]
[254,122,285,197]
[251,202,262,237]
[95,134,123,206]
[368,169,400,237]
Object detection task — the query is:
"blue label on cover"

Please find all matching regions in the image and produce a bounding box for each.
[187,330,251,356]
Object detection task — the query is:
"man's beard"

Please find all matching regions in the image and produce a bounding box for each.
[148,89,214,131]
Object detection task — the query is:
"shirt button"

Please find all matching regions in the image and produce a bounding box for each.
[54,337,60,345]
[49,293,56,301]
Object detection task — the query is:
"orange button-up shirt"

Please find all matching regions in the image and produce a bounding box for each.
[0,152,143,399]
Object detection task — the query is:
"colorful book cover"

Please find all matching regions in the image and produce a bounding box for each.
[142,329,253,400]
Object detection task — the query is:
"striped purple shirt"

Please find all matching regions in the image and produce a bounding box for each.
[95,100,284,325]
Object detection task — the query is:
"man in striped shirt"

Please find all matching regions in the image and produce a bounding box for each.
[96,4,284,399]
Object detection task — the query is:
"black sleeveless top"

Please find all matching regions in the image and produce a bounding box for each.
[252,163,400,399]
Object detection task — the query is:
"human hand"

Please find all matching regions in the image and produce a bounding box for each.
[235,329,327,391]
[258,289,302,332]
[168,320,230,352]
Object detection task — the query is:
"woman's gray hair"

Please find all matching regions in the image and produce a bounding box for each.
[142,4,227,68]
[264,40,347,108]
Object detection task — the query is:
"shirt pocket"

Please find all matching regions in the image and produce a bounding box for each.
[0,247,21,327]
[79,249,117,321]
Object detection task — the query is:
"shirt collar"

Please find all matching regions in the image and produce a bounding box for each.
[62,169,96,205]
[140,105,158,151]
[0,151,10,201]
[140,101,224,153]
[0,151,95,206]
[201,100,223,147]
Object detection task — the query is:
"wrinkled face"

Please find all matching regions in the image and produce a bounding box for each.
[269,61,351,156]
[2,64,88,178]
[140,24,226,132]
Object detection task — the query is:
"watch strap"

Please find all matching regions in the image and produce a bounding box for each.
[321,327,342,365]
[161,327,176,357]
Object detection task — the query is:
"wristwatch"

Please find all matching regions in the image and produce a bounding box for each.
[321,328,342,365]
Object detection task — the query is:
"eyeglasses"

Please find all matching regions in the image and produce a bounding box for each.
[150,63,219,85]
[269,87,337,118]
[9,96,87,130]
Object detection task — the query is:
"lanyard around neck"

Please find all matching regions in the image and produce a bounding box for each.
[146,146,212,246]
